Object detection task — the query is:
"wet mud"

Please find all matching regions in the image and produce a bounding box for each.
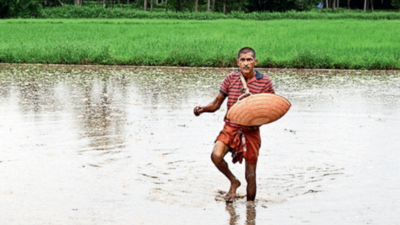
[0,64,399,224]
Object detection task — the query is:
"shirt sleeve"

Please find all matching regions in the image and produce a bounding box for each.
[219,75,230,97]
[263,77,275,94]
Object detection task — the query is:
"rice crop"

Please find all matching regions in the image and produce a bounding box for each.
[38,6,400,20]
[0,19,399,69]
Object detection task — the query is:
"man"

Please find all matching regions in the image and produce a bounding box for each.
[193,47,275,202]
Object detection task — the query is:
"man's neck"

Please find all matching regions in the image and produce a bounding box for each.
[241,70,256,81]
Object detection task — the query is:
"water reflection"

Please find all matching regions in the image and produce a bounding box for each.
[0,66,133,166]
[226,204,240,225]
[225,203,256,225]
[130,68,222,109]
[70,76,130,166]
[245,203,256,225]
[18,81,57,113]
[0,80,11,100]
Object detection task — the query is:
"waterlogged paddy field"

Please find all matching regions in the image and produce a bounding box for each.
[1,19,400,69]
[0,65,400,224]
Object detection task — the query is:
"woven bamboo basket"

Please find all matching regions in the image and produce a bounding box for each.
[227,93,291,126]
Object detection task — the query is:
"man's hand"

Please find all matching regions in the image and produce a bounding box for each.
[193,93,226,117]
[194,106,203,116]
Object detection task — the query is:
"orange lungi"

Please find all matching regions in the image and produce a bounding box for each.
[215,123,261,164]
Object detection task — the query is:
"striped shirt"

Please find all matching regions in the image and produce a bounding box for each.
[219,70,275,127]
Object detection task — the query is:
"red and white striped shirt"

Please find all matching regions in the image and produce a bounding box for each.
[219,70,275,127]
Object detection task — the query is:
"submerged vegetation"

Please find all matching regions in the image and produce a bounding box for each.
[0,19,399,69]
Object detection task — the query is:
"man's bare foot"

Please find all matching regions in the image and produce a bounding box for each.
[225,179,241,203]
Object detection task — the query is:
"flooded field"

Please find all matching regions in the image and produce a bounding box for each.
[0,64,399,225]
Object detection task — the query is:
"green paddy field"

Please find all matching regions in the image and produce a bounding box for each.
[1,19,399,69]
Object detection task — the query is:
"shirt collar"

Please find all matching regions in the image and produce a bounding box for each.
[237,69,263,80]
[255,70,263,80]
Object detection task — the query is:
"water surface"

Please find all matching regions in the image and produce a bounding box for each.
[0,65,399,224]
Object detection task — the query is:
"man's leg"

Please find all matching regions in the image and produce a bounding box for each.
[211,141,241,202]
[245,161,257,201]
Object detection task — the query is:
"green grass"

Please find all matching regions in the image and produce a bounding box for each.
[37,6,400,20]
[0,19,399,69]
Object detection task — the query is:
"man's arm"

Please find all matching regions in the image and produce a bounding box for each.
[194,92,226,116]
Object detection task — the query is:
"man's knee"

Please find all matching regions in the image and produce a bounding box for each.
[211,152,221,164]
[211,149,224,164]
[246,172,256,183]
[211,142,227,164]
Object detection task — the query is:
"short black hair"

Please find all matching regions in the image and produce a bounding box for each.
[238,47,256,59]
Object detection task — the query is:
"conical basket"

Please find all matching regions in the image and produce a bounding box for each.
[227,93,291,126]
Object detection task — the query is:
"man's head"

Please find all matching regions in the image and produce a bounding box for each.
[236,47,258,76]
[237,47,256,59]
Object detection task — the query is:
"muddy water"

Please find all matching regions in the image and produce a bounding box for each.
[0,65,399,225]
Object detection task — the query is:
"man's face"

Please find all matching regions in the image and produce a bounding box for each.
[236,53,258,75]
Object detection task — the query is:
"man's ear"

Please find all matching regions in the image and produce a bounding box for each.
[235,59,240,67]
[254,59,258,66]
